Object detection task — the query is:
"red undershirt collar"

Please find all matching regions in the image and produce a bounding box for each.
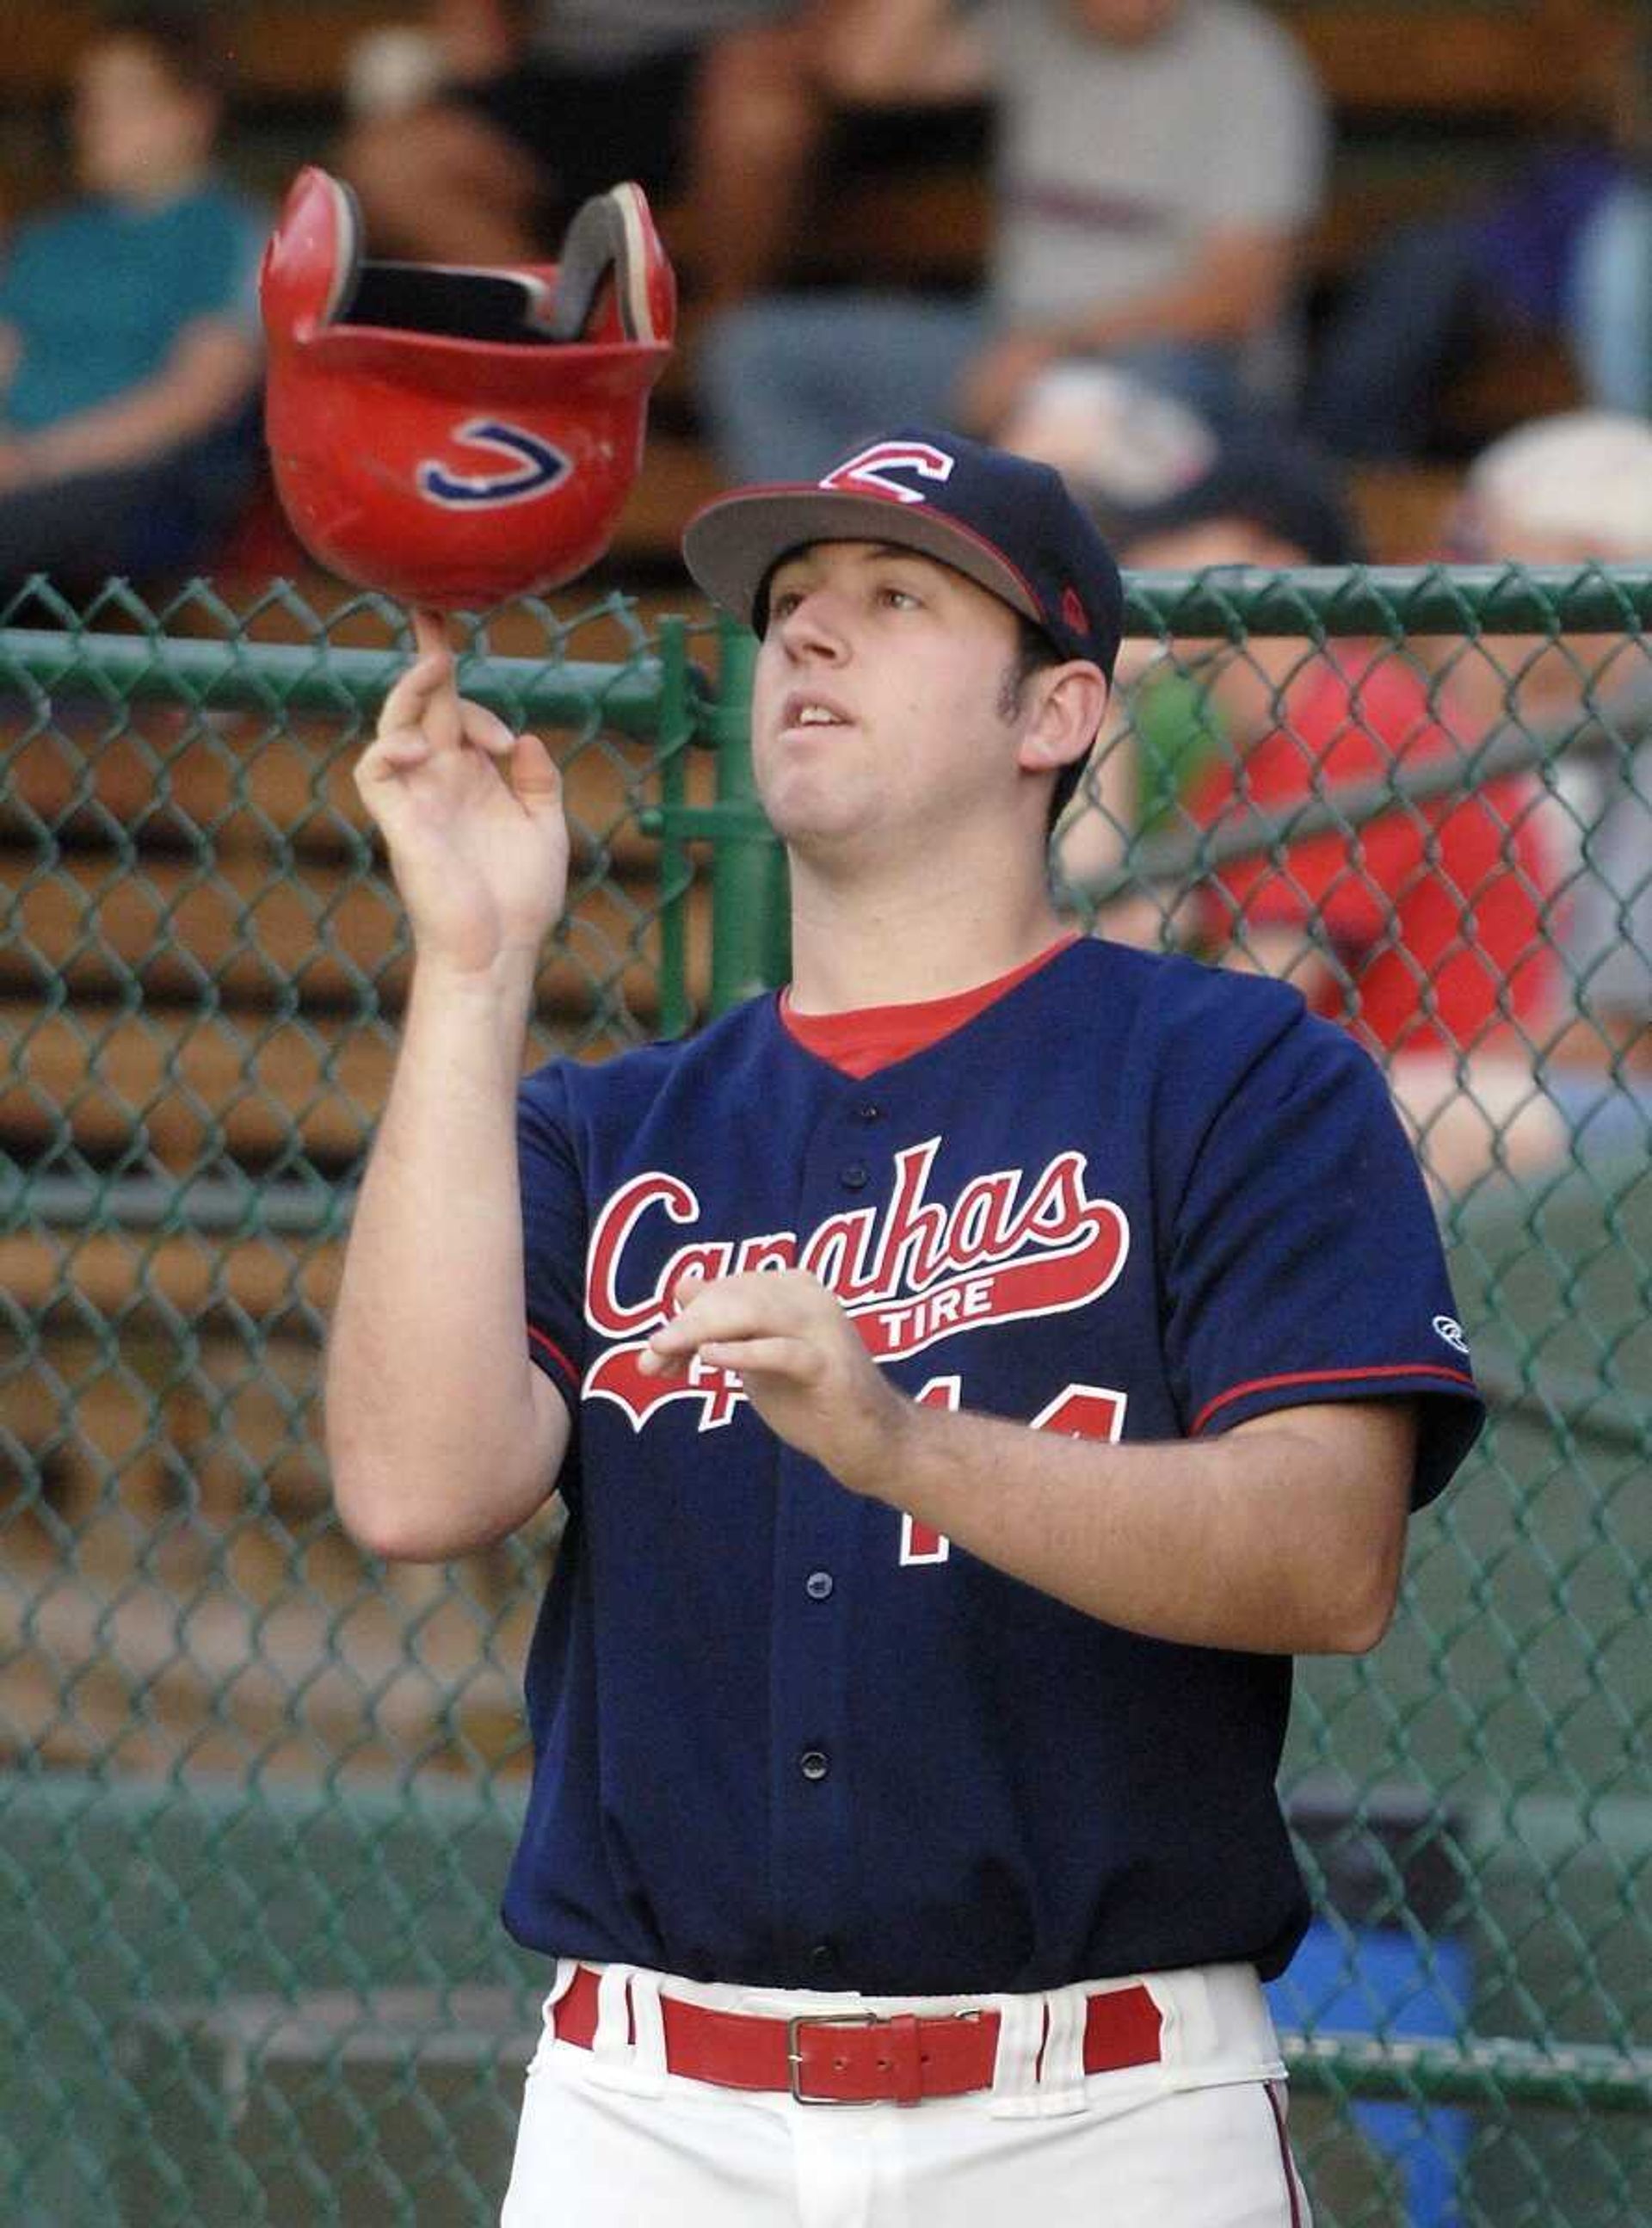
[780,935,1079,1078]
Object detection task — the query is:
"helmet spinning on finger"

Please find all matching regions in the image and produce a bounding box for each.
[260,165,675,607]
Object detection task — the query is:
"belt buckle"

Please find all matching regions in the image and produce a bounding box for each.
[786,2009,885,2105]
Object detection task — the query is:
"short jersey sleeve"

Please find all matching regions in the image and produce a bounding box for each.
[1160,994,1482,1503]
[516,1061,589,1404]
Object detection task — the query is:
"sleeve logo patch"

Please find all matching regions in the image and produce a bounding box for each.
[1433,1314,1470,1355]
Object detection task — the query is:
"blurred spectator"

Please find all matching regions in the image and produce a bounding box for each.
[1566,32,1652,415]
[1569,175,1652,415]
[698,0,1328,484]
[1052,418,1564,1201]
[1002,361,1227,942]
[0,6,265,585]
[337,1,816,304]
[1305,80,1628,460]
[342,25,448,123]
[1443,411,1652,1160]
[998,355,1222,503]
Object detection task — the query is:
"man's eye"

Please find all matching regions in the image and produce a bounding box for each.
[769,590,803,620]
[878,585,921,609]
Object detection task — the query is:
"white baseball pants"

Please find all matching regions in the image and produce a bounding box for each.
[500,1960,1311,2227]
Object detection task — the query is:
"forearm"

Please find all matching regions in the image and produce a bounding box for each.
[811,0,988,106]
[15,326,258,483]
[325,952,558,1557]
[860,1398,1407,1653]
[1052,236,1297,355]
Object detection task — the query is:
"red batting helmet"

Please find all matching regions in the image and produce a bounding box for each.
[259,166,675,607]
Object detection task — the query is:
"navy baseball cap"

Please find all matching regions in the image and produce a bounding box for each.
[681,426,1125,682]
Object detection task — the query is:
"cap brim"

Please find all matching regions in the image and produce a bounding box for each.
[681,484,1044,633]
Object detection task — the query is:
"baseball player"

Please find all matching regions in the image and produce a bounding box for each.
[325,426,1484,2225]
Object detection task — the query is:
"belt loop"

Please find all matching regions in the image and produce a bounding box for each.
[542,1958,579,2034]
[989,1985,1091,2120]
[989,1991,1056,2120]
[1151,1965,1203,2079]
[1032,1981,1088,2115]
[531,1958,580,2072]
[586,1964,669,2099]
[628,1967,669,2075]
[593,1963,634,2061]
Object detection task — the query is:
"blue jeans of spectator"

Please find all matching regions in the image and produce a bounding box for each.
[0,423,258,588]
[697,290,1248,484]
[1569,179,1652,414]
[1267,1918,1474,2228]
[1304,216,1488,460]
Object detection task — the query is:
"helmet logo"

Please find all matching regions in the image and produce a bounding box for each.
[819,440,956,504]
[417,417,572,508]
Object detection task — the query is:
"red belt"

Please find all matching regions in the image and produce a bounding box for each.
[553,1963,1163,2106]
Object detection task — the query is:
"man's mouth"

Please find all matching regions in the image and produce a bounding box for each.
[780,691,853,733]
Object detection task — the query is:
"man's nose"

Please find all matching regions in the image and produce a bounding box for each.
[776,592,849,659]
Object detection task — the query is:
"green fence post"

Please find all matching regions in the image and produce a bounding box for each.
[650,616,695,1040]
[706,619,787,1013]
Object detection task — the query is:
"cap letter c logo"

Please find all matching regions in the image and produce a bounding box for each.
[819,441,957,504]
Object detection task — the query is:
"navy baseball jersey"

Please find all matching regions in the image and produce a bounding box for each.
[503,936,1482,1996]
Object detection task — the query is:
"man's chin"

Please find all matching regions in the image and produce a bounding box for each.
[760,781,885,854]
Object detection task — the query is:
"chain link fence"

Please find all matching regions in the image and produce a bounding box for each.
[3,567,1649,2225]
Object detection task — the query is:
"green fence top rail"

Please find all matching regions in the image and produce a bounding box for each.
[0,626,713,740]
[1119,564,1652,638]
[4,566,1650,722]
[1281,2032,1652,2115]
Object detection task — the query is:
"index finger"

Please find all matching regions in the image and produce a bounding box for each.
[378,608,464,742]
[376,645,459,742]
[412,608,451,660]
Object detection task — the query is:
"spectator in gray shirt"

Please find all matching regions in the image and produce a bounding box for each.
[697,0,1328,483]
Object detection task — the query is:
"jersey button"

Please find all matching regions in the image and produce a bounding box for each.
[809,1941,838,1977]
[840,1162,869,1190]
[798,1748,830,1782]
[804,1571,835,1601]
[854,1102,882,1124]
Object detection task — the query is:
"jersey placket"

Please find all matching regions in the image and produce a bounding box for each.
[765,1083,892,1983]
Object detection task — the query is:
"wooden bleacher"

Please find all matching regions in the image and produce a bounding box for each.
[0,629,719,1772]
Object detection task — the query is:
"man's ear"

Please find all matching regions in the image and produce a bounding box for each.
[1015,661,1111,775]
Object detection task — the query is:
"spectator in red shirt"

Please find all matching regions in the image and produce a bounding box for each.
[1439,409,1652,1163]
[1182,650,1557,1068]
[1053,421,1565,1201]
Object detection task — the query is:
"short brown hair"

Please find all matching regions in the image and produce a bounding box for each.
[93,6,231,102]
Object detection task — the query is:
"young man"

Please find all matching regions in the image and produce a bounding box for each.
[0,6,266,582]
[326,428,1482,2225]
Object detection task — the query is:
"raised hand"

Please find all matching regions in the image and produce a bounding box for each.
[355,609,570,975]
